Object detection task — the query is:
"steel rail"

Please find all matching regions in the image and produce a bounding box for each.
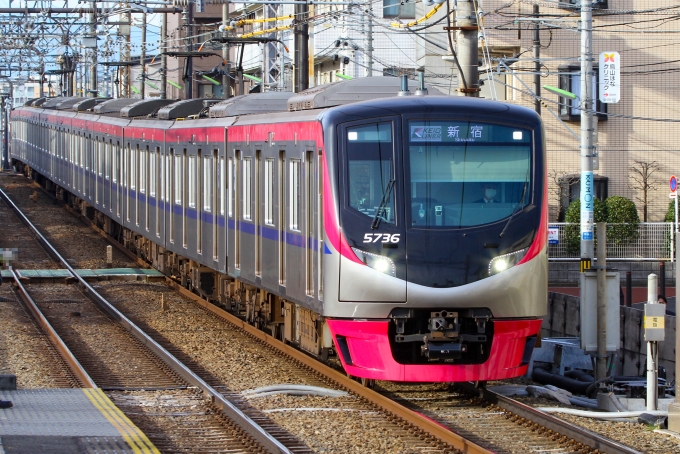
[0,188,292,454]
[63,202,491,453]
[8,268,97,388]
[458,383,642,454]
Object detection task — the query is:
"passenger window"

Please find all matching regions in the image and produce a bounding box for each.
[290,159,301,231]
[188,155,196,208]
[243,157,252,220]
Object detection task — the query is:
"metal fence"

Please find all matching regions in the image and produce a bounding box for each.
[548,223,675,261]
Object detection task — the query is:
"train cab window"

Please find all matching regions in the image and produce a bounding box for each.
[346,123,395,224]
[406,120,531,228]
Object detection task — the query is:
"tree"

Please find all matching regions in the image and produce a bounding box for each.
[605,196,640,245]
[564,198,607,255]
[548,171,578,221]
[628,160,662,222]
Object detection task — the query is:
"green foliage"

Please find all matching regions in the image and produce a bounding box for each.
[563,198,607,255]
[605,196,640,245]
[666,201,675,223]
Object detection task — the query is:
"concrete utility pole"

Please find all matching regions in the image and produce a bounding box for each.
[669,235,680,431]
[294,3,309,92]
[222,2,230,98]
[140,11,146,98]
[90,1,98,97]
[580,0,595,269]
[123,7,131,97]
[595,222,607,380]
[533,4,540,114]
[455,0,479,96]
[161,12,167,99]
[366,1,373,77]
[184,3,194,99]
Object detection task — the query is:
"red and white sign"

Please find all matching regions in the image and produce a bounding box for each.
[599,52,620,104]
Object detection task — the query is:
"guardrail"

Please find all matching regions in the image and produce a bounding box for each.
[548,222,674,261]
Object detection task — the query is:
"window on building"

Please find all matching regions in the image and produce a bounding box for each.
[383,0,415,19]
[557,64,608,121]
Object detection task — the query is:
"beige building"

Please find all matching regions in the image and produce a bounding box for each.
[479,0,676,222]
[160,1,670,221]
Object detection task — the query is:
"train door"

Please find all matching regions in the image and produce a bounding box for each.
[337,118,407,302]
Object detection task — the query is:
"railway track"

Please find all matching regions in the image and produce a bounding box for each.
[0,185,295,453]
[1,173,657,454]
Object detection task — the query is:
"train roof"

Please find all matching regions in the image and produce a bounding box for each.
[208,92,293,118]
[320,94,542,128]
[287,76,444,111]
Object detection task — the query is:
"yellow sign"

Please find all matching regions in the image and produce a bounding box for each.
[644,316,665,329]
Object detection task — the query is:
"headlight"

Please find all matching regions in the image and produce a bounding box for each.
[488,248,528,276]
[351,248,396,277]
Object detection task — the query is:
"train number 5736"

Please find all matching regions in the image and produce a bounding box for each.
[363,233,400,243]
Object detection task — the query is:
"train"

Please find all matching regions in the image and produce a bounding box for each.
[10,76,547,383]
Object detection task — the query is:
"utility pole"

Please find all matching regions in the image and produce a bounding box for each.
[580,0,595,269]
[533,4,540,114]
[294,3,309,92]
[222,2,230,98]
[161,12,167,99]
[184,4,194,99]
[90,0,98,97]
[455,0,479,96]
[123,7,131,97]
[366,1,373,77]
[140,12,146,98]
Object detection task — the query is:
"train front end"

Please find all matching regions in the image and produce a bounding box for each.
[321,96,547,382]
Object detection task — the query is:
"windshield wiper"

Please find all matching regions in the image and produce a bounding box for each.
[500,172,529,238]
[371,179,396,230]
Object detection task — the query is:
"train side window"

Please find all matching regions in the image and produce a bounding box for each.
[290,159,301,231]
[174,153,183,205]
[112,142,118,183]
[219,155,225,216]
[264,158,274,226]
[150,147,157,197]
[188,154,196,208]
[243,157,252,220]
[131,144,137,190]
[140,146,147,194]
[204,154,212,212]
[227,157,233,217]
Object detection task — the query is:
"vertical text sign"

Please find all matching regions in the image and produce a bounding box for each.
[599,52,620,104]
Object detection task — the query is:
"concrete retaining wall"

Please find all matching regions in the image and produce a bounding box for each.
[543,292,676,381]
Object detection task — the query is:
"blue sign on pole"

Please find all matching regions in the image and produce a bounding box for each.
[671,175,677,192]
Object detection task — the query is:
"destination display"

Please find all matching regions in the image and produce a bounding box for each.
[409,121,530,143]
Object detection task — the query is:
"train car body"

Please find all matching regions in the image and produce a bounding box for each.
[10,77,547,383]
